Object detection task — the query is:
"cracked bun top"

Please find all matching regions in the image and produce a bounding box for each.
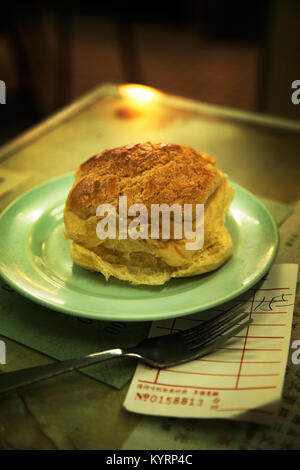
[65,142,223,217]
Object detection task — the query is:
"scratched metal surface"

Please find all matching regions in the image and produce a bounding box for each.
[0,83,299,449]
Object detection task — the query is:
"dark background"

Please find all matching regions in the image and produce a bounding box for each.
[0,0,300,145]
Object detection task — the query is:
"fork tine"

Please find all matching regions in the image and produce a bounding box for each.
[182,303,243,337]
[189,319,252,358]
[183,305,246,340]
[185,311,249,347]
[186,313,250,351]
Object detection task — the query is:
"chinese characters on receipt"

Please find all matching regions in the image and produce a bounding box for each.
[124,264,298,423]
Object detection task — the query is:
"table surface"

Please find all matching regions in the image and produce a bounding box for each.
[0,84,299,450]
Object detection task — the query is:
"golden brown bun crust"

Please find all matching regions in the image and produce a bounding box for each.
[66,142,222,217]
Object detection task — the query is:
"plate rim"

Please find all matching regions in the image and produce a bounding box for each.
[0,173,280,321]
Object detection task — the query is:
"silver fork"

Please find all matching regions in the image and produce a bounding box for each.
[0,306,250,394]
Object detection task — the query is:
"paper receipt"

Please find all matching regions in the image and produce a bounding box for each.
[124,264,298,423]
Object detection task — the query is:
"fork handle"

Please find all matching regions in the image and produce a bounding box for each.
[0,348,125,395]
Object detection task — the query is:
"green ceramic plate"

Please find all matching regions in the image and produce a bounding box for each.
[0,174,279,321]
